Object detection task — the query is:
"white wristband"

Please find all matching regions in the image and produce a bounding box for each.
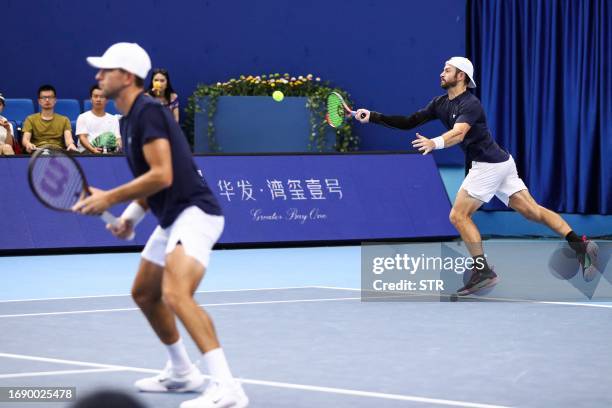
[121,202,146,226]
[432,136,445,150]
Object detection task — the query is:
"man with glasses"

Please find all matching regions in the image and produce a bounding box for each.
[22,84,77,153]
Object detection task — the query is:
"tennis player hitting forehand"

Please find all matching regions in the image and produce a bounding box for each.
[354,57,598,295]
[73,43,248,408]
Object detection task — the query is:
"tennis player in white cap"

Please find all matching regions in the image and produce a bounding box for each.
[353,57,598,295]
[75,42,248,407]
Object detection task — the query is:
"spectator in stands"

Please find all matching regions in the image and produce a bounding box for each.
[146,68,179,122]
[76,85,122,154]
[0,93,15,155]
[22,85,77,153]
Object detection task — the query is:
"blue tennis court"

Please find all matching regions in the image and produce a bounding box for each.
[1,2,610,407]
[1,244,611,408]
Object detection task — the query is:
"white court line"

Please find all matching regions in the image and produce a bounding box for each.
[0,352,511,408]
[311,285,361,291]
[0,297,362,318]
[0,286,320,304]
[0,352,159,373]
[312,285,612,309]
[2,286,610,319]
[236,378,510,408]
[1,292,611,318]
[0,367,123,379]
[538,301,612,308]
[0,306,140,318]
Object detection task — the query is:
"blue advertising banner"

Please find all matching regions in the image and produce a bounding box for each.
[0,153,456,252]
[198,154,456,243]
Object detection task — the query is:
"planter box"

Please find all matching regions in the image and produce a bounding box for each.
[194,96,336,153]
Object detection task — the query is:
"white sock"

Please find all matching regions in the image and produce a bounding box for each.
[165,338,192,375]
[203,348,234,383]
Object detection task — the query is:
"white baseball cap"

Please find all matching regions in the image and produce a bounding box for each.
[445,56,477,88]
[87,42,151,79]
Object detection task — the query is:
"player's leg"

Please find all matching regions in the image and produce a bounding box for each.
[165,247,248,408]
[132,228,205,393]
[497,156,598,277]
[508,189,570,235]
[450,189,499,295]
[449,188,485,257]
[452,160,505,257]
[451,160,506,295]
[161,207,247,408]
[132,258,179,346]
[163,244,220,353]
[508,189,599,277]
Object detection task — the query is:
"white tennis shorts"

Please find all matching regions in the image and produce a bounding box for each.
[141,206,224,268]
[460,155,527,206]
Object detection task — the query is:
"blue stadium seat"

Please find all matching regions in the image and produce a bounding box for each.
[54,99,81,122]
[83,99,120,115]
[2,99,35,128]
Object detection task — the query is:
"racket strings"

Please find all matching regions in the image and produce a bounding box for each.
[31,155,85,210]
[326,94,345,128]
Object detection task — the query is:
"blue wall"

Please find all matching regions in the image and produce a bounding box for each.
[1,0,465,159]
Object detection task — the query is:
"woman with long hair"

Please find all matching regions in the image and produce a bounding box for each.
[147,68,179,122]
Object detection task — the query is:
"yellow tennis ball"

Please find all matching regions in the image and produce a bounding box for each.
[272,90,284,102]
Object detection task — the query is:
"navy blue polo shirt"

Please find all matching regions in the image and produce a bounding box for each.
[372,91,509,164]
[426,92,508,163]
[120,93,222,228]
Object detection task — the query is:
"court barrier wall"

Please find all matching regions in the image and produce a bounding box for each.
[0,153,457,253]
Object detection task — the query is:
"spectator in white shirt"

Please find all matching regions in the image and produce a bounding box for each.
[0,93,15,155]
[76,85,122,154]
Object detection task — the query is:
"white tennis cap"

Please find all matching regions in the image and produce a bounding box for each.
[87,42,151,79]
[445,57,476,88]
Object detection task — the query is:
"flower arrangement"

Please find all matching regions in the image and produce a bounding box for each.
[184,73,358,152]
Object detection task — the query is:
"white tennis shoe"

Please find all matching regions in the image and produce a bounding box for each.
[134,361,205,393]
[180,379,249,408]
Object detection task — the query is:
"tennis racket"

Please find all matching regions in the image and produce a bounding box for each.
[27,148,134,240]
[325,91,366,128]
